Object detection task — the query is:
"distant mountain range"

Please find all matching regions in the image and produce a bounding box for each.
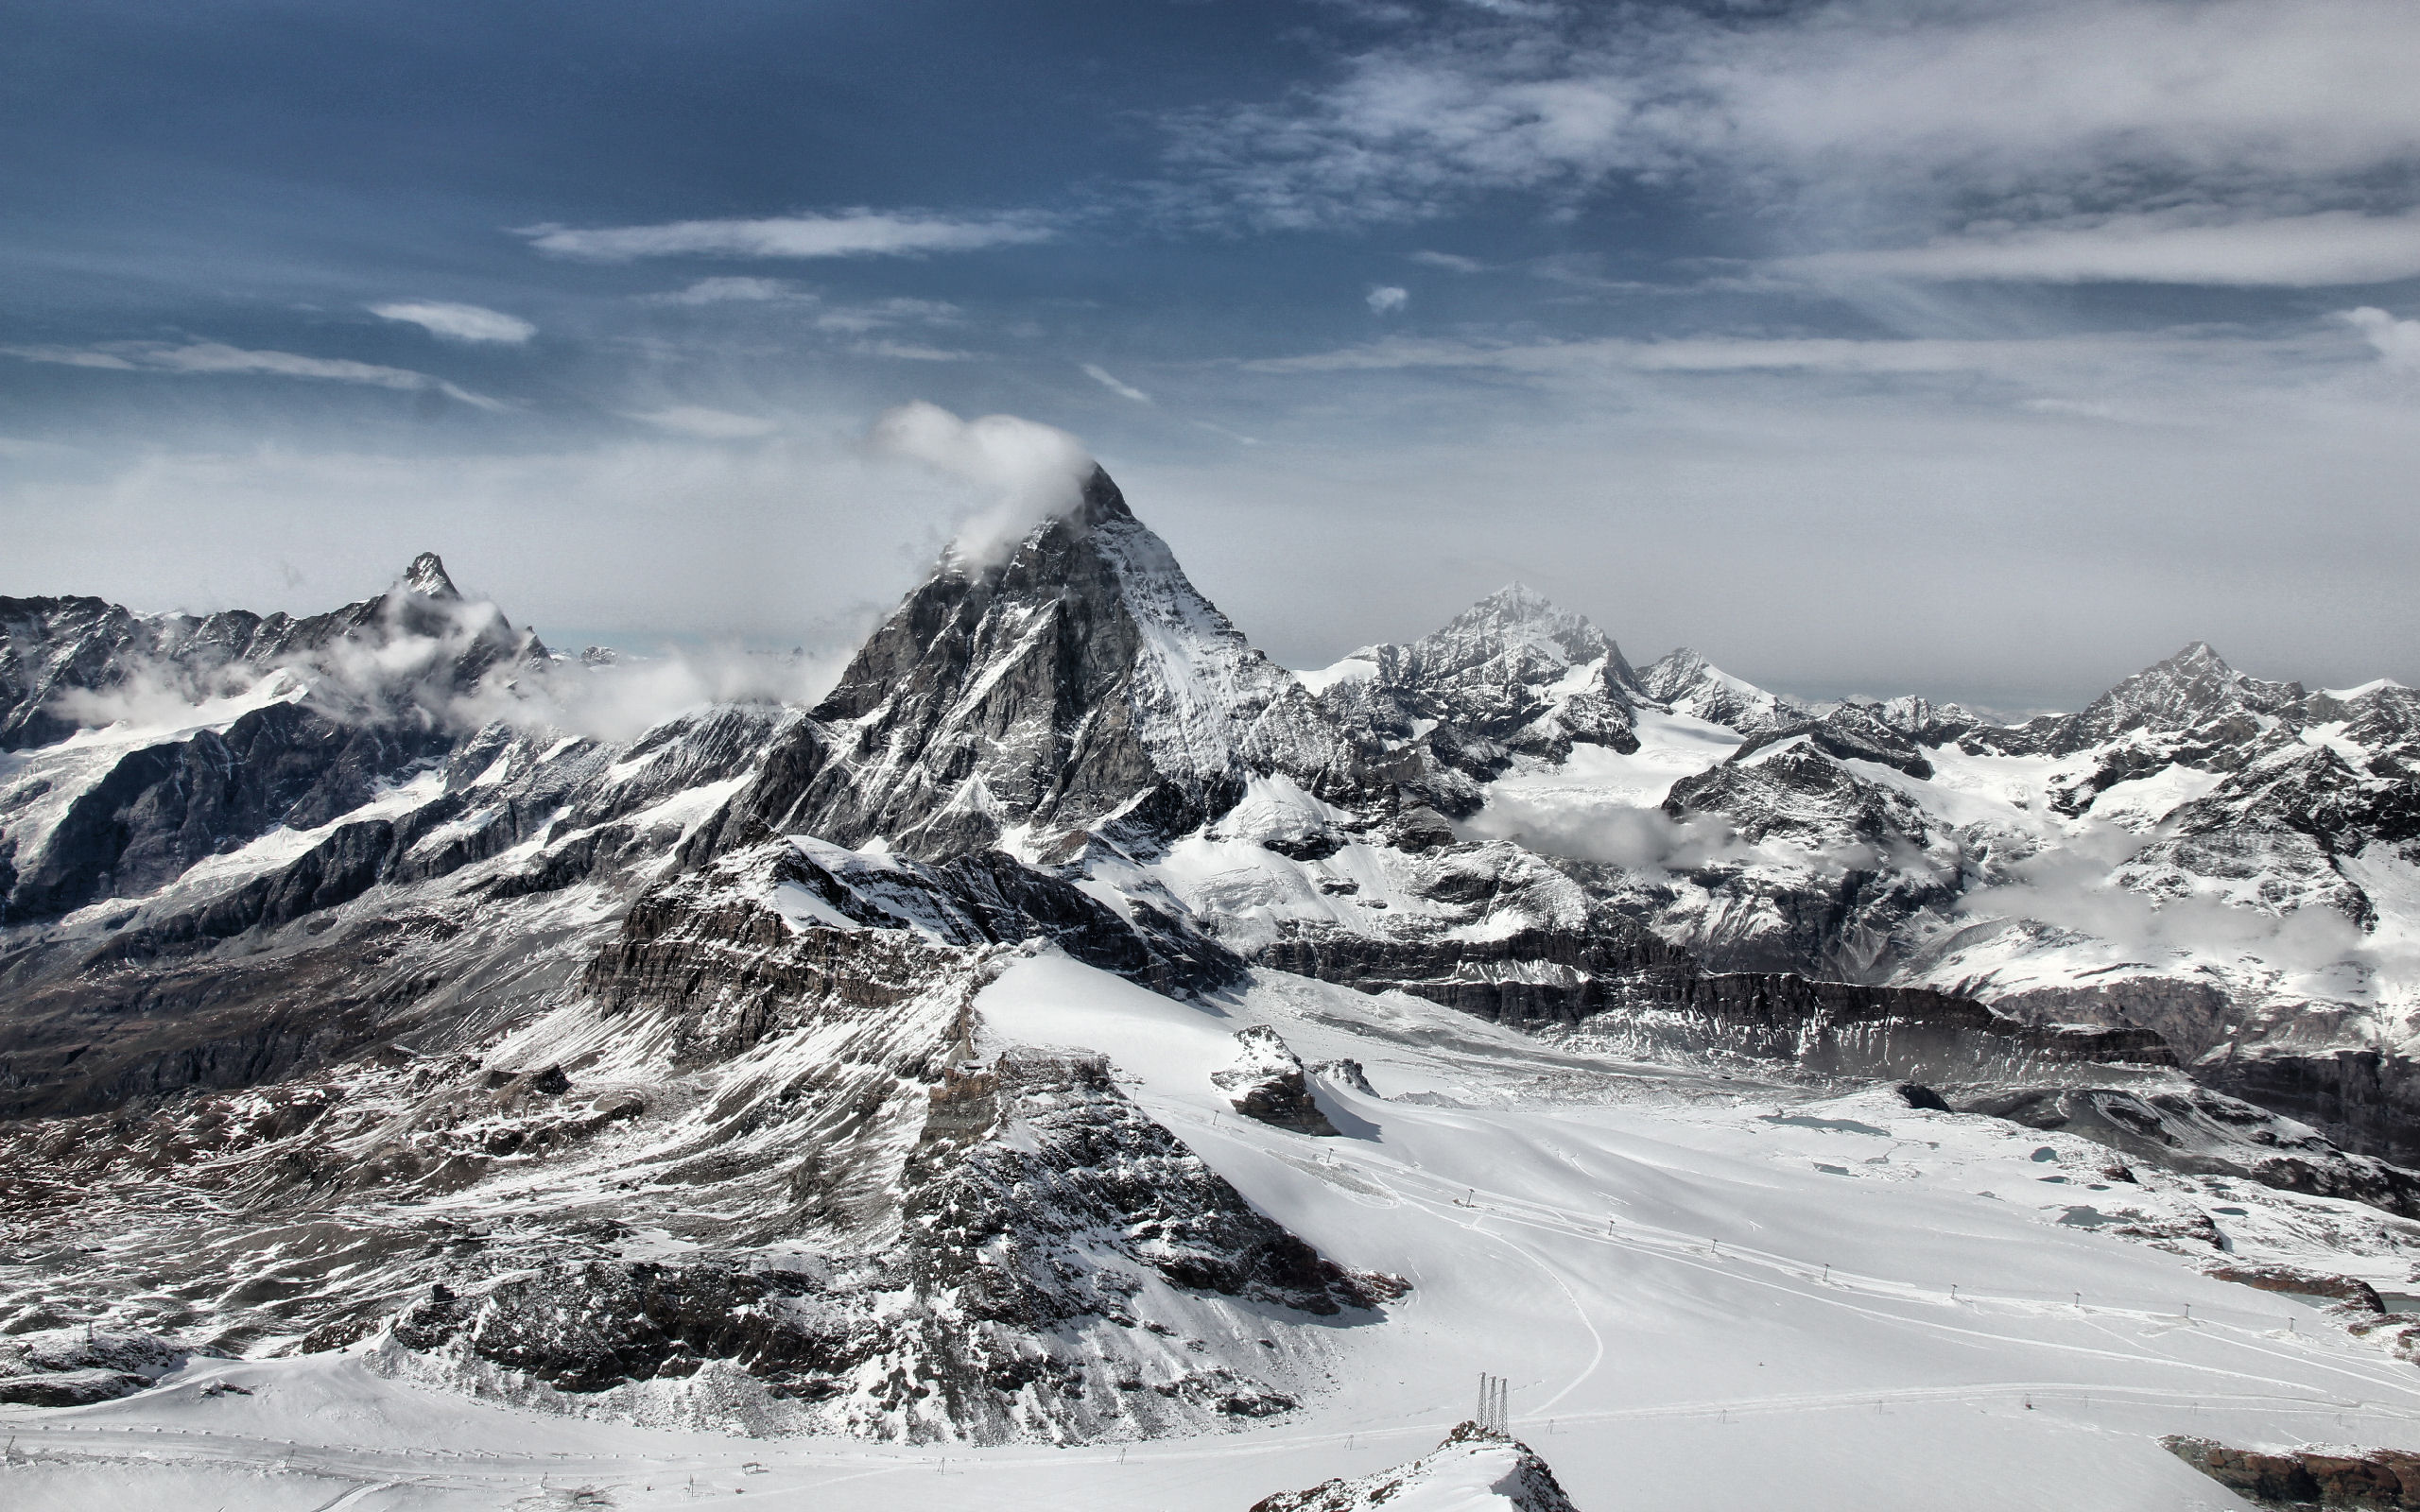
[5,465,2416,1439]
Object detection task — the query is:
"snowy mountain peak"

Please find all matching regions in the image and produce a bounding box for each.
[1464,581,1559,623]
[2053,640,2305,752]
[1636,645,1812,735]
[398,552,461,600]
[1314,586,1645,770]
[1437,583,1623,671]
[796,464,1347,860]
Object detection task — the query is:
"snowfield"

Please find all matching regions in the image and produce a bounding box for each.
[11,951,2420,1509]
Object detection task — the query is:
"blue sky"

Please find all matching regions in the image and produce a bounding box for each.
[7,0,2420,710]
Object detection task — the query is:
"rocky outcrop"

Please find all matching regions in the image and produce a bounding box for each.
[0,1326,208,1406]
[1955,1083,2420,1218]
[1252,1421,1581,1512]
[1212,1026,1339,1135]
[385,1045,1392,1441]
[1267,909,2167,1080]
[2203,1263,2385,1314]
[2165,1435,2420,1509]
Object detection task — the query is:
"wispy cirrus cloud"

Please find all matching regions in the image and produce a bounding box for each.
[1164,0,2420,289]
[648,277,813,304]
[519,209,1052,262]
[369,301,536,343]
[625,404,781,438]
[1080,363,1152,404]
[3,340,506,408]
[812,298,961,335]
[1778,210,2420,288]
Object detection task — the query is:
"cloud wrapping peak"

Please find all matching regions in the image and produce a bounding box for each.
[370,301,536,343]
[520,209,1053,262]
[867,402,1096,567]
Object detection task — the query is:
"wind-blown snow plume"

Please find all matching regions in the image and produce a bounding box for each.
[867,401,1097,566]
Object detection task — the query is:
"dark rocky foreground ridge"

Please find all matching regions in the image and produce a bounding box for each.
[2,462,2416,1435]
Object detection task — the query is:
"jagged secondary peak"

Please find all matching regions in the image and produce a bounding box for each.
[1316,584,1645,768]
[397,552,461,600]
[791,465,1348,862]
[2032,640,2306,755]
[1438,582,1629,673]
[1636,645,1811,736]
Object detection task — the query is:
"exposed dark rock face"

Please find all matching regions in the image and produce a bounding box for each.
[1729,703,1936,780]
[3,704,449,922]
[1267,916,2166,1080]
[1212,1026,1339,1136]
[2203,1263,2385,1314]
[1,554,552,924]
[906,1048,1381,1321]
[2203,1048,2420,1169]
[1957,1083,2420,1218]
[1261,917,1685,1025]
[1983,977,2237,1062]
[2165,1435,2420,1509]
[769,837,1244,997]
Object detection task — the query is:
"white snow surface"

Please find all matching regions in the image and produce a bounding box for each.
[18,949,2420,1509]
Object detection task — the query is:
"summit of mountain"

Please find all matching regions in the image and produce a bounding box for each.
[1974,642,2304,760]
[686,465,1353,866]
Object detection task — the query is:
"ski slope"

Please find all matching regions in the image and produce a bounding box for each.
[9,954,2420,1509]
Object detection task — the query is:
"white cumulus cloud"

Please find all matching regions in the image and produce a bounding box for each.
[1367,285,1410,314]
[2341,306,2420,370]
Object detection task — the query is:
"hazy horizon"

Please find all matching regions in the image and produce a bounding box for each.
[9,0,2419,710]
